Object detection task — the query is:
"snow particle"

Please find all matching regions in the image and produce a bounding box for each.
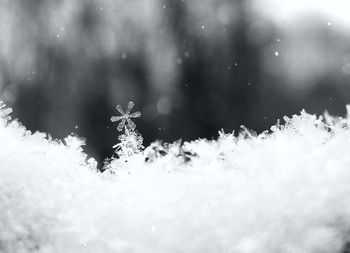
[327,21,332,26]
[184,51,190,58]
[177,58,183,64]
[275,51,279,56]
[111,101,141,131]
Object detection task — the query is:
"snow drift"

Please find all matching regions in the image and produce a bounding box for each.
[1,102,350,253]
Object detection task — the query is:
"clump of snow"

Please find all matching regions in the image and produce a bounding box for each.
[2,102,350,253]
[0,102,98,252]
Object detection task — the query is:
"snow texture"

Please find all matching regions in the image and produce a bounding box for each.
[1,103,350,253]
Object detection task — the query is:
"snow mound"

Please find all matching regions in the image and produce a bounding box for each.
[1,103,350,253]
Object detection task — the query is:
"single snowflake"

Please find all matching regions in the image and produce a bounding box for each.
[111,101,141,131]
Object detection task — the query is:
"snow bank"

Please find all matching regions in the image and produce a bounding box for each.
[1,103,350,253]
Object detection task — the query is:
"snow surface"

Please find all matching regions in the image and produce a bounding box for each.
[1,104,350,253]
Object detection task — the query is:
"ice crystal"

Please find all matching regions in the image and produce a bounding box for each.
[113,128,144,157]
[111,101,143,158]
[111,101,141,131]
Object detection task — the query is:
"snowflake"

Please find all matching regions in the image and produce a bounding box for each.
[111,101,141,131]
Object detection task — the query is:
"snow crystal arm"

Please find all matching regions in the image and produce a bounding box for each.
[116,104,125,115]
[129,111,141,118]
[126,101,134,114]
[117,119,127,131]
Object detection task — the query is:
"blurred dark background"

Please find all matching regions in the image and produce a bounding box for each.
[1,0,350,163]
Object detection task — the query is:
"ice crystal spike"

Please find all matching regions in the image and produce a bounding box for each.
[111,101,141,131]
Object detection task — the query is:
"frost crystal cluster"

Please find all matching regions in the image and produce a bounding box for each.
[2,101,350,253]
[0,101,12,123]
[111,101,143,159]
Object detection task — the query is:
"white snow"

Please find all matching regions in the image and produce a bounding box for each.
[1,104,350,252]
